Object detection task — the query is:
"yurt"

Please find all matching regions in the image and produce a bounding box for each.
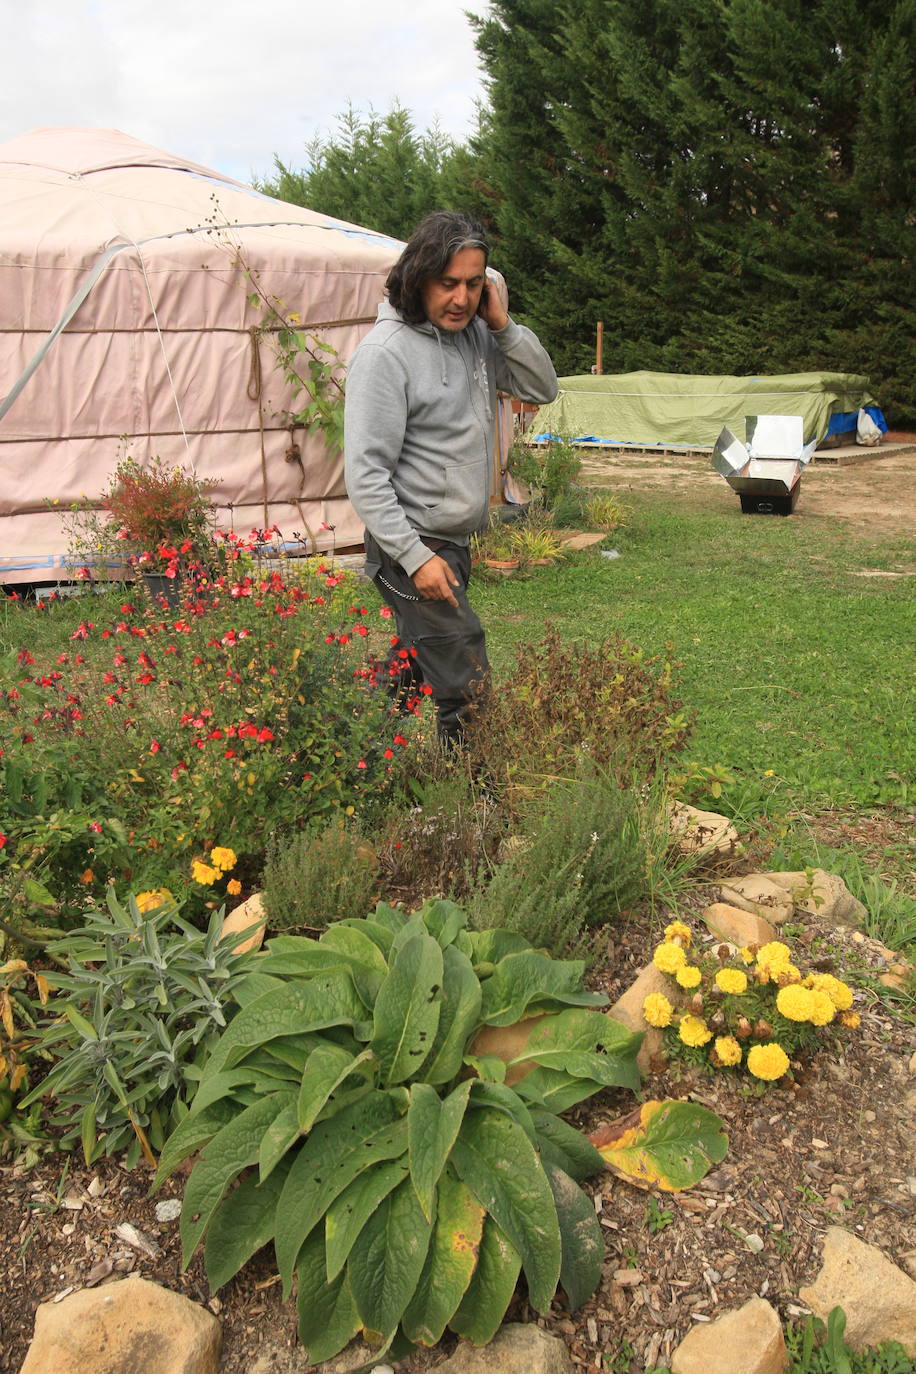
[0,127,403,584]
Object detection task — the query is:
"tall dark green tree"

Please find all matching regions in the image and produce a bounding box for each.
[473,0,916,421]
[258,103,492,243]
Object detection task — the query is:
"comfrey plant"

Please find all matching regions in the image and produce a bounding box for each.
[643,922,859,1082]
[155,900,726,1365]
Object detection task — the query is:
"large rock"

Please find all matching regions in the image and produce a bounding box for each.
[671,1297,786,1374]
[436,1323,574,1373]
[701,902,778,949]
[799,1227,916,1354]
[766,870,868,926]
[20,1275,221,1374]
[668,803,741,858]
[717,874,794,925]
[608,962,671,1073]
[220,892,267,954]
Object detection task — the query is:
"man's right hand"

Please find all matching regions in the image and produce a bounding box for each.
[412,553,460,607]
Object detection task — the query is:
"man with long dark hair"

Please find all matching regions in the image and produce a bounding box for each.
[344,211,557,746]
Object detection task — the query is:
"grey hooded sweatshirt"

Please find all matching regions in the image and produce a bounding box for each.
[344,301,558,577]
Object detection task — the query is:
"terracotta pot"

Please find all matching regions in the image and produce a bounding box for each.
[484,557,520,572]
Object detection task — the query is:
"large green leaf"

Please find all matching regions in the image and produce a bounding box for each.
[514,1068,607,1114]
[153,1100,236,1189]
[450,1106,561,1313]
[507,1008,642,1089]
[320,924,390,1003]
[408,1079,472,1221]
[530,1109,606,1183]
[258,934,357,976]
[370,932,443,1086]
[200,975,366,1079]
[467,1080,537,1144]
[296,1226,361,1364]
[467,929,533,964]
[334,916,396,956]
[546,1163,604,1311]
[592,1099,728,1191]
[479,951,606,1026]
[420,943,482,1085]
[448,1217,521,1345]
[325,1156,411,1281]
[274,1093,408,1295]
[297,1044,373,1133]
[258,1097,302,1182]
[204,1155,293,1291]
[401,1165,484,1346]
[418,899,467,947]
[346,1176,435,1337]
[180,1091,296,1266]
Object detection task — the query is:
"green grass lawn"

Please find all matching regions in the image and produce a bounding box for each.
[470,494,915,822]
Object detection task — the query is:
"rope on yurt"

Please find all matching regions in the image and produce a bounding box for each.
[247,327,271,530]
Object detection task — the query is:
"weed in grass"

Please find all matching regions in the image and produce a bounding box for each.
[769,837,916,954]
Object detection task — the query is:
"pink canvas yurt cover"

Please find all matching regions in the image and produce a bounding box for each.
[0,127,403,583]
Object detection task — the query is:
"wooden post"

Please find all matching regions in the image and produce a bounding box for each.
[596,321,604,375]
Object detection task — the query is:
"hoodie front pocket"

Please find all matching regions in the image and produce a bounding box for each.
[424,457,488,533]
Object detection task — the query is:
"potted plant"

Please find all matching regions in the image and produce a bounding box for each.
[69,457,218,603]
[507,523,566,568]
[472,515,520,573]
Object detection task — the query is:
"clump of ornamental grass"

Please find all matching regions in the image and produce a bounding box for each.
[465,624,691,816]
[643,923,860,1084]
[262,819,380,932]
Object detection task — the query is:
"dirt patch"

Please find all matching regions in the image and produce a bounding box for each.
[579,439,916,548]
[3,894,913,1374]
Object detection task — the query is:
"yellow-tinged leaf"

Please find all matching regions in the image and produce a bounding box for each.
[10,1063,26,1092]
[128,770,145,783]
[0,991,14,1040]
[0,1053,7,1077]
[0,960,28,975]
[35,974,50,1006]
[591,1099,727,1192]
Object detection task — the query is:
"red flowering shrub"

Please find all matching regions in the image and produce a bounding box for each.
[1,551,415,930]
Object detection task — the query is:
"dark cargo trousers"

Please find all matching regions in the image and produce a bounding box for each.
[364,532,490,745]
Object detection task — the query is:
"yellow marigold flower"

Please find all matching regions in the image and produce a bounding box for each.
[192,859,220,886]
[715,968,748,995]
[675,964,703,989]
[809,973,854,1011]
[839,1009,860,1029]
[679,1014,713,1047]
[653,942,687,974]
[226,878,242,896]
[209,845,238,872]
[664,919,692,947]
[79,868,94,884]
[808,990,836,1026]
[714,1035,742,1067]
[774,963,802,986]
[135,888,173,913]
[739,947,755,964]
[776,985,815,1021]
[642,993,674,1028]
[756,941,792,970]
[747,1042,790,1081]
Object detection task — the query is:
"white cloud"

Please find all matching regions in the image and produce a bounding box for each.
[0,0,487,183]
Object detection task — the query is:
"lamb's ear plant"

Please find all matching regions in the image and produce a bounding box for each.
[155,899,727,1364]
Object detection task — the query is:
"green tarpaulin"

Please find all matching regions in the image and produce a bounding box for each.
[532,371,875,449]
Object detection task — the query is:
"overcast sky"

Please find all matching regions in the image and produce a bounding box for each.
[1,0,487,185]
